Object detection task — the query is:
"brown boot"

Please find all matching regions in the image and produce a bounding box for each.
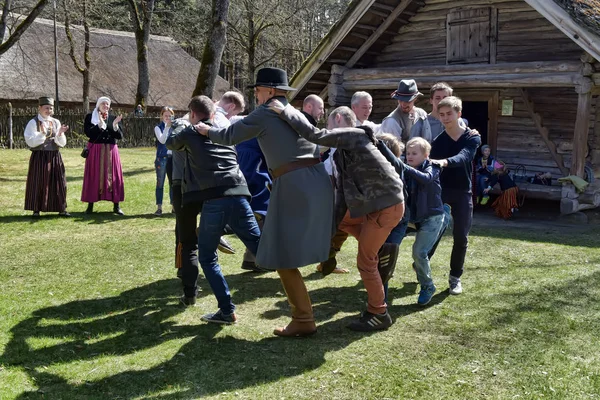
[274,268,316,337]
[273,320,317,337]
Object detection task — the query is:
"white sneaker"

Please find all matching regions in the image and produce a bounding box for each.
[449,276,463,295]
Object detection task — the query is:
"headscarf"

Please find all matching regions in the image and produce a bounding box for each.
[91,96,112,129]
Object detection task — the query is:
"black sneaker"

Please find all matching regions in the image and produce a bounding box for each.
[201,309,237,325]
[347,310,392,332]
[179,295,196,306]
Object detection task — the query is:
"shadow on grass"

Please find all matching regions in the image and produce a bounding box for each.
[0,211,175,224]
[1,275,385,399]
[6,269,598,399]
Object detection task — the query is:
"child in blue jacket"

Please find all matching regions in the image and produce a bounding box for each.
[378,137,450,305]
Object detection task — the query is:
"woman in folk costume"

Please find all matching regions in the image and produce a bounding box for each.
[81,96,125,215]
[24,97,70,217]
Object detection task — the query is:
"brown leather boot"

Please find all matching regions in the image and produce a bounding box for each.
[274,268,316,337]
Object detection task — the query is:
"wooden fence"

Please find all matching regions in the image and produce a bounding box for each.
[0,105,167,149]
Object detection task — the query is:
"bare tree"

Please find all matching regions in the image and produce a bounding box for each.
[0,0,48,56]
[63,0,91,111]
[192,0,229,98]
[127,0,155,110]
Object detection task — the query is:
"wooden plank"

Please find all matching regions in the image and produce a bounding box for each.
[570,87,593,176]
[344,73,579,90]
[288,0,376,101]
[519,88,570,176]
[343,61,582,80]
[523,0,600,62]
[346,0,413,68]
[490,7,498,64]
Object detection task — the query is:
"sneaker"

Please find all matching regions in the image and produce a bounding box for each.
[201,309,237,325]
[217,237,235,254]
[154,209,162,216]
[417,284,436,305]
[32,211,40,218]
[59,211,71,217]
[347,310,392,332]
[449,276,463,295]
[179,295,196,306]
[480,195,490,205]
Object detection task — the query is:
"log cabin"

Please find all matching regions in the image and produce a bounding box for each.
[288,0,600,214]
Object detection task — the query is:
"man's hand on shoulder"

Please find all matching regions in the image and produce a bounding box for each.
[267,99,286,114]
[194,122,210,136]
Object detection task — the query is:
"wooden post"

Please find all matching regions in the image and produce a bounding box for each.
[328,65,349,107]
[571,78,593,177]
[8,102,13,150]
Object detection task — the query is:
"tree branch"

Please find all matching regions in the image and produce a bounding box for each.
[0,0,48,57]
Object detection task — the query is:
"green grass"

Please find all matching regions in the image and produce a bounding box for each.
[1,148,599,399]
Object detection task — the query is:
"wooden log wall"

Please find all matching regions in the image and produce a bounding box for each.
[364,87,598,184]
[375,0,582,68]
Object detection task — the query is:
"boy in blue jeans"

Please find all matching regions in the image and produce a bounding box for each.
[378,136,449,305]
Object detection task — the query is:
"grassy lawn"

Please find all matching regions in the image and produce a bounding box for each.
[1,148,599,399]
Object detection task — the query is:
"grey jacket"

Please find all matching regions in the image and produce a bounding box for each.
[279,106,404,225]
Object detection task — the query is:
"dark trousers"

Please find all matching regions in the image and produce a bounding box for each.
[441,189,473,279]
[173,184,200,297]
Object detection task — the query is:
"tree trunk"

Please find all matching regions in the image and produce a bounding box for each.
[193,0,230,98]
[0,0,48,56]
[128,0,155,110]
[64,0,91,112]
[246,7,256,111]
[0,0,13,40]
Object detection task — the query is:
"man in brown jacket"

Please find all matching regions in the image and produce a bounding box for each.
[270,103,405,331]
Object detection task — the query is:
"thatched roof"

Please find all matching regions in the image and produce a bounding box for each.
[553,0,600,38]
[0,16,230,110]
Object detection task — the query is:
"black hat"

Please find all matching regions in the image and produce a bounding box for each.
[38,97,54,106]
[248,67,296,91]
[391,79,422,102]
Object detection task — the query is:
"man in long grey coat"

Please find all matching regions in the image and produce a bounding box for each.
[195,67,333,337]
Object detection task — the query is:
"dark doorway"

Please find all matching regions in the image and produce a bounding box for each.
[462,101,489,151]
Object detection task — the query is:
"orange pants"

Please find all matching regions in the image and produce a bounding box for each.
[338,202,405,314]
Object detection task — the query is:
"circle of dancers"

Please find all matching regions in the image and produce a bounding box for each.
[24,67,484,337]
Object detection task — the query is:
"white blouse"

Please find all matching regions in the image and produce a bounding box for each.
[24,115,66,148]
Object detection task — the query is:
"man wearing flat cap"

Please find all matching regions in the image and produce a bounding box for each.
[195,67,334,338]
[381,79,432,143]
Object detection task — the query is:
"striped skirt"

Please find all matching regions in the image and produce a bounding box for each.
[24,150,67,212]
[81,143,125,203]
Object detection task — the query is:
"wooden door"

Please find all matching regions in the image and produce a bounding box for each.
[447,7,494,64]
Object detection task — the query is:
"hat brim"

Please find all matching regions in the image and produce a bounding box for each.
[247,83,297,91]
[392,92,422,102]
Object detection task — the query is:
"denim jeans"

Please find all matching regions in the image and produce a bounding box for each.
[197,196,261,314]
[155,156,173,206]
[413,213,449,287]
[476,174,490,197]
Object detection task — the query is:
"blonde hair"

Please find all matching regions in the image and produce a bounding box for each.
[438,96,462,113]
[160,106,174,118]
[406,137,431,156]
[377,133,404,157]
[221,91,245,112]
